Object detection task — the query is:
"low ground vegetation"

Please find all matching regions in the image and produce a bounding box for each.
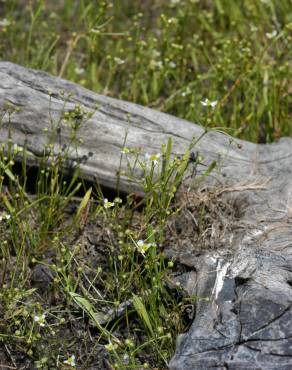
[0,105,216,368]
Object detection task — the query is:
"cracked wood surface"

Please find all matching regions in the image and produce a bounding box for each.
[1,62,292,369]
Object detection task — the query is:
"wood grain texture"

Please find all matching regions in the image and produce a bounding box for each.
[1,62,292,369]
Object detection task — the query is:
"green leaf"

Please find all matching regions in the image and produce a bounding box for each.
[2,195,14,214]
[4,168,16,182]
[68,291,113,339]
[162,137,172,179]
[132,294,153,336]
[0,160,16,182]
[75,187,92,221]
[204,160,216,177]
[173,149,189,187]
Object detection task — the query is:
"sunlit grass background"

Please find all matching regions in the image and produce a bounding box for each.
[1,0,291,142]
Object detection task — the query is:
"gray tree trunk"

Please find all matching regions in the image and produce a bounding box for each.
[1,62,292,369]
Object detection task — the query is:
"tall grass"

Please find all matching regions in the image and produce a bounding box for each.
[0,0,291,142]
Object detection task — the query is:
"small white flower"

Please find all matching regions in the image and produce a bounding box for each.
[74,66,85,75]
[114,57,125,65]
[0,18,11,27]
[200,98,218,108]
[103,198,114,209]
[152,49,161,58]
[34,313,46,327]
[123,352,129,362]
[169,61,176,69]
[137,240,144,248]
[136,240,152,257]
[265,30,277,39]
[64,355,76,367]
[150,60,163,70]
[13,144,23,154]
[156,60,163,69]
[145,153,161,165]
[0,212,11,222]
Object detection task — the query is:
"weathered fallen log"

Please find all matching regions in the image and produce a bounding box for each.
[0,62,292,369]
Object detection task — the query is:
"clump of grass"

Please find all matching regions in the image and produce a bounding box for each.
[0,105,86,367]
[0,102,214,368]
[0,0,291,142]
